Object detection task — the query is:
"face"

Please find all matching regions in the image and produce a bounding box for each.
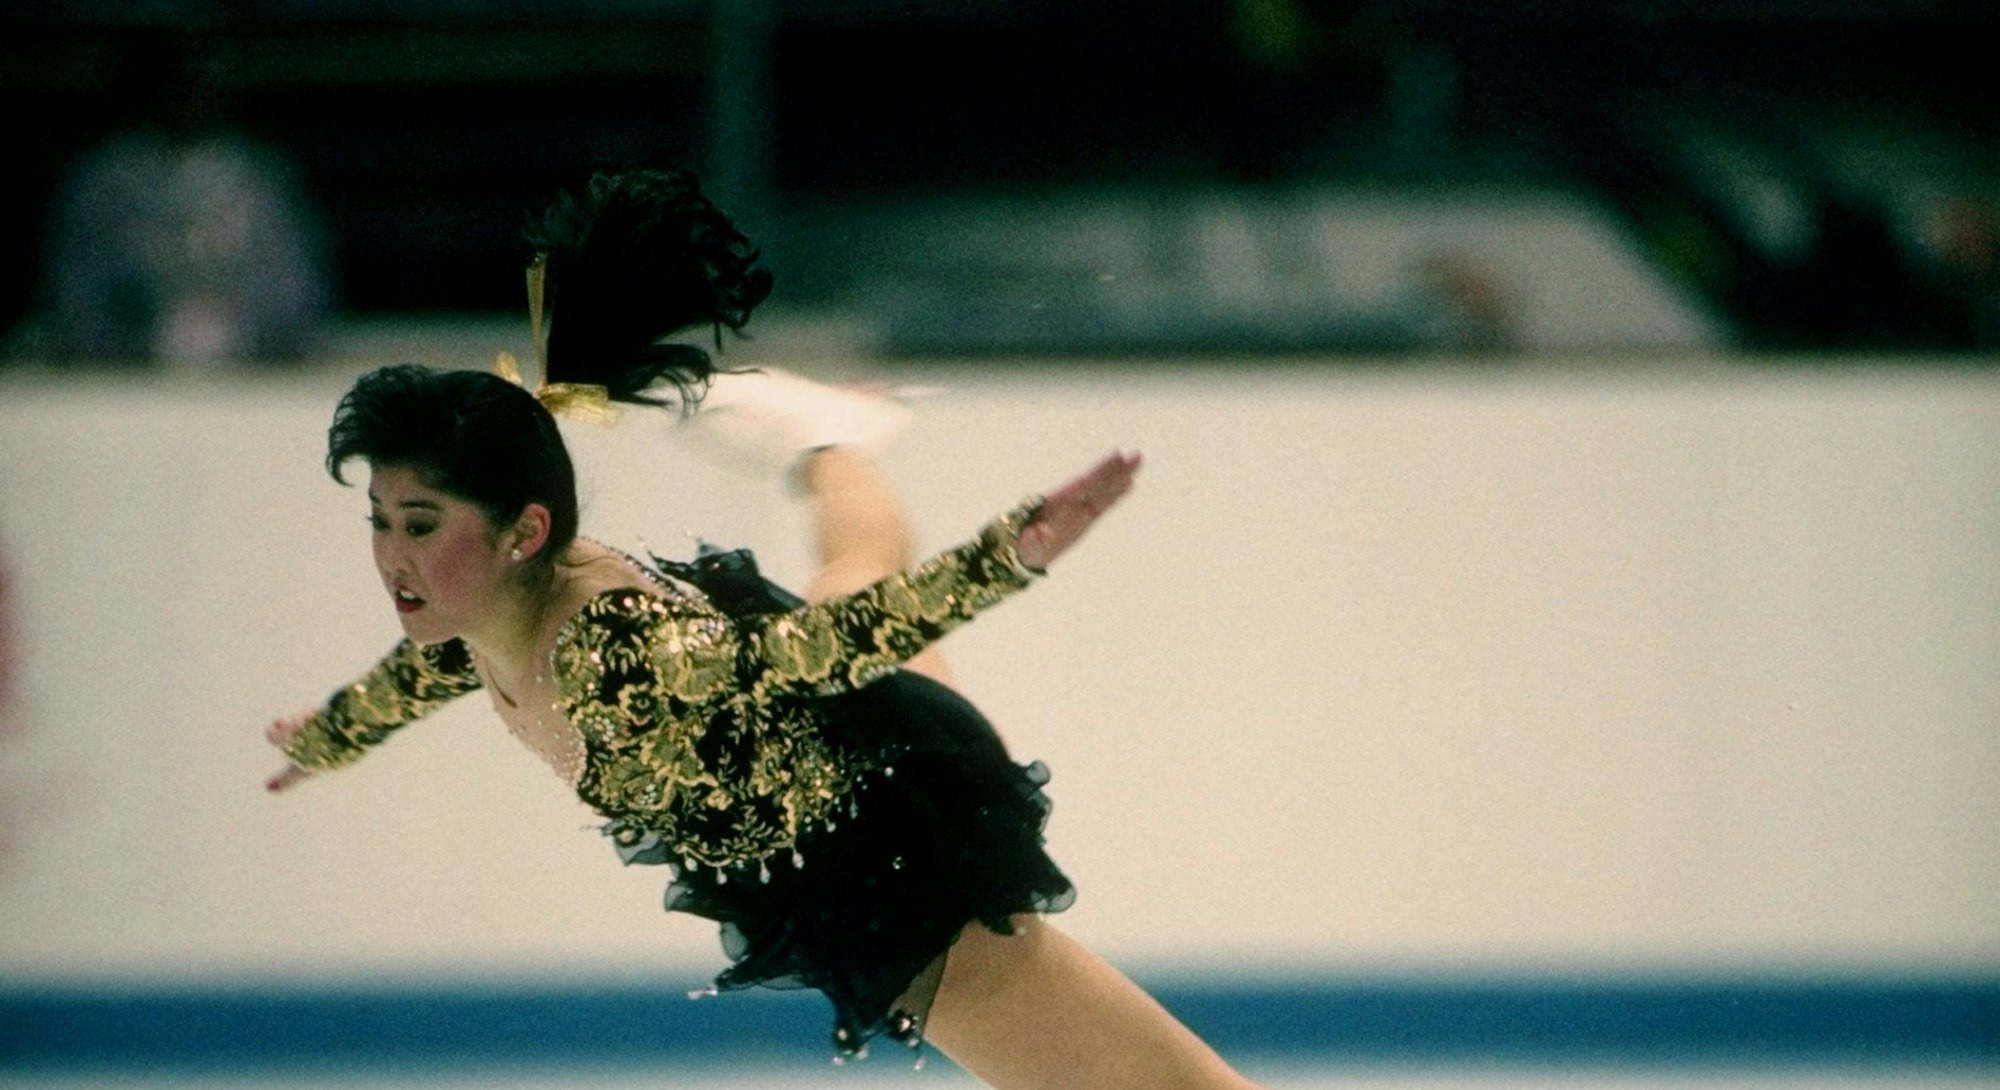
[366,464,513,645]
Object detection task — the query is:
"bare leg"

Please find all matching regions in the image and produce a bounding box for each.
[798,447,1259,1089]
[927,917,1262,1090]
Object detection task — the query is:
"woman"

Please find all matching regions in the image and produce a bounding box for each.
[265,169,1260,1089]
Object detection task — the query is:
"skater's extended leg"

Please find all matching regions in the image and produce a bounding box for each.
[925,916,1261,1090]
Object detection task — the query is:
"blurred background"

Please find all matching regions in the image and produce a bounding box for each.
[3,0,1997,362]
[2,2,1997,1088]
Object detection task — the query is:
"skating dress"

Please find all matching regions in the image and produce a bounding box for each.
[279,501,1075,1058]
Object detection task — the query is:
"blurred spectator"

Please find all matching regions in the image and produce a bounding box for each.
[1920,197,2000,348]
[1406,246,1521,353]
[1721,183,1943,352]
[36,32,334,367]
[1787,190,1931,349]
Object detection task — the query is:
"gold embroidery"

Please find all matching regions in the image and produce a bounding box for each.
[555,505,1040,870]
[286,504,1042,873]
[281,639,483,770]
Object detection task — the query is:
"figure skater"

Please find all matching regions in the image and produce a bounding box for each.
[263,168,1262,1090]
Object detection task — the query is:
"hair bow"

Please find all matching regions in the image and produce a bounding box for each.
[493,255,619,425]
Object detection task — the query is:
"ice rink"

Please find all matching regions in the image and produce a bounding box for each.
[3,332,1996,1087]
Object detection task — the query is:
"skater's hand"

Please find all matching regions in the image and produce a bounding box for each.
[1017,451,1142,572]
[264,708,316,794]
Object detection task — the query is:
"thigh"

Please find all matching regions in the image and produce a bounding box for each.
[924,917,1260,1090]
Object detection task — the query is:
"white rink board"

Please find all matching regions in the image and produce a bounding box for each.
[1,348,1997,984]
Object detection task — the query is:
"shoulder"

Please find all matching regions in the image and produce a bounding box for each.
[554,586,732,667]
[548,544,687,637]
[551,586,738,708]
[566,586,679,631]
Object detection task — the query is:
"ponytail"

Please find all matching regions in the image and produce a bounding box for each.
[524,168,774,413]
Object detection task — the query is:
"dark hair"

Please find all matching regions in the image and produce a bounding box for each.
[526,167,774,411]
[325,168,772,557]
[326,364,580,561]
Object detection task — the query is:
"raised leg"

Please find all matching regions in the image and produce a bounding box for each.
[926,917,1263,1090]
[799,449,1256,1088]
[797,442,1253,1087]
[799,446,953,686]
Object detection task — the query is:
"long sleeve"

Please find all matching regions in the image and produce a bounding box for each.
[552,502,1042,866]
[744,500,1043,696]
[281,637,483,772]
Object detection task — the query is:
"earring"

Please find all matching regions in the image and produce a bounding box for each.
[509,547,523,562]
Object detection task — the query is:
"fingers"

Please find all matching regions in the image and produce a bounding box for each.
[1017,450,1143,571]
[265,708,317,792]
[1086,449,1141,490]
[1049,450,1141,517]
[1081,450,1141,507]
[265,765,310,794]
[1105,449,1142,476]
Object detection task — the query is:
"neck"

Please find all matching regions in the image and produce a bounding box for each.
[461,558,564,671]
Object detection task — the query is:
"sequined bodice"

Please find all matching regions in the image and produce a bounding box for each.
[477,543,699,787]
[282,504,1042,870]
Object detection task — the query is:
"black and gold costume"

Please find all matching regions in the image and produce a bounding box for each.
[282,502,1075,1057]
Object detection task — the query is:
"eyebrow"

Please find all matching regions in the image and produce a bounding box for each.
[366,491,442,511]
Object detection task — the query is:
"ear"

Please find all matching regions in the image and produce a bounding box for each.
[509,503,553,562]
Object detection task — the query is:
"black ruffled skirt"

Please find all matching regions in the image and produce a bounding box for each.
[603,545,1076,1060]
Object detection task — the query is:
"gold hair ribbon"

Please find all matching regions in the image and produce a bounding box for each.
[491,256,619,425]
